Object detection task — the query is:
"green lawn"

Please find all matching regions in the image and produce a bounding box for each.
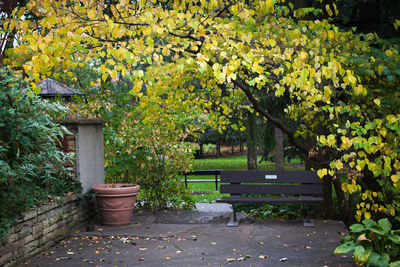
[183,155,304,202]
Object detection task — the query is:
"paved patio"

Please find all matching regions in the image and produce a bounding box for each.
[19,204,354,266]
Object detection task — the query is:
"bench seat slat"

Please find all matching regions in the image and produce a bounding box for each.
[221,170,322,183]
[216,196,324,204]
[220,184,323,195]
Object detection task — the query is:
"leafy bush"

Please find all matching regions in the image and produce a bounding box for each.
[104,115,196,211]
[68,79,196,211]
[0,68,81,239]
[237,202,323,220]
[334,218,400,266]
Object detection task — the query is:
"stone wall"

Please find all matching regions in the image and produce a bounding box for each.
[0,195,95,266]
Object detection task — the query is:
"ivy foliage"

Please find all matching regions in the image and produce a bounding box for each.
[0,67,81,239]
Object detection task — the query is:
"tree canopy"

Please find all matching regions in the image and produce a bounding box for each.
[3,0,400,225]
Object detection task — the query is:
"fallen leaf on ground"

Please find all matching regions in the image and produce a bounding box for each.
[166,256,171,260]
[66,251,74,255]
[305,246,311,249]
[280,257,288,262]
[115,251,120,255]
[176,250,182,254]
[121,237,130,243]
[258,242,264,245]
[259,255,268,259]
[233,248,239,253]
[226,258,236,262]
[156,246,166,249]
[139,257,145,261]
[54,257,70,262]
[210,242,216,245]
[139,248,148,251]
[246,255,251,258]
[237,257,245,261]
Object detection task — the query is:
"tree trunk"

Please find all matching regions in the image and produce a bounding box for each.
[305,157,333,219]
[199,143,203,159]
[239,135,244,155]
[275,127,284,171]
[247,111,258,170]
[216,142,221,158]
[332,177,352,226]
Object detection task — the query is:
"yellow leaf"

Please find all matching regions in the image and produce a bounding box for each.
[373,99,381,106]
[347,184,357,194]
[88,10,96,20]
[391,174,400,183]
[325,4,333,16]
[265,0,274,12]
[378,65,385,74]
[110,70,117,79]
[317,168,327,178]
[341,183,348,192]
[269,39,276,47]
[335,161,343,170]
[254,65,264,74]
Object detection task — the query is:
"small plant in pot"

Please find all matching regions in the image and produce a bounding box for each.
[92,183,140,226]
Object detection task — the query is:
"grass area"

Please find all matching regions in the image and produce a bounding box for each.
[191,155,271,170]
[183,155,305,202]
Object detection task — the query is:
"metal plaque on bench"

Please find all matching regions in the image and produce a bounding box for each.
[265,175,277,179]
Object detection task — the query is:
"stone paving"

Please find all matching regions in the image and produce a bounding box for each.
[19,204,354,267]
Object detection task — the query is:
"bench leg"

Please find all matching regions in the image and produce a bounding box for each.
[303,218,315,227]
[303,205,315,227]
[227,203,240,227]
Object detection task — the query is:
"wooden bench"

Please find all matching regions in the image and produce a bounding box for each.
[181,170,221,191]
[216,170,324,227]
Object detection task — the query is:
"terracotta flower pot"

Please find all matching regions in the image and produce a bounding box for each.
[92,184,140,226]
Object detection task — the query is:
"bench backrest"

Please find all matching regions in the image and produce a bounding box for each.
[184,170,221,176]
[220,170,323,196]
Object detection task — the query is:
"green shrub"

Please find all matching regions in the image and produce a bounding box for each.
[0,68,81,239]
[68,80,196,211]
[334,218,400,266]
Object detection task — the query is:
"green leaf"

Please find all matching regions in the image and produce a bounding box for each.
[362,219,377,228]
[340,235,352,243]
[388,234,400,244]
[350,223,365,233]
[389,261,400,267]
[378,218,392,233]
[368,252,389,267]
[354,245,372,266]
[333,242,355,254]
[370,227,388,236]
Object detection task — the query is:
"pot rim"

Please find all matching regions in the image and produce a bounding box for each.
[92,184,140,194]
